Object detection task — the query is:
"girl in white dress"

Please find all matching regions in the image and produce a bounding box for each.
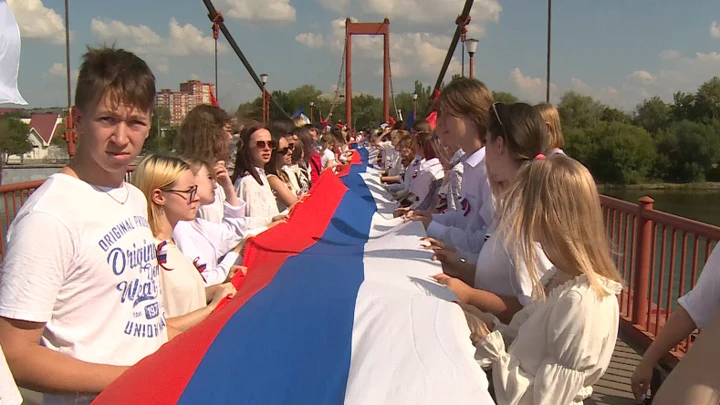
[232,124,284,230]
[462,155,623,405]
[133,155,237,331]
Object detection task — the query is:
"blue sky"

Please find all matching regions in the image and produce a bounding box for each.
[5,0,720,112]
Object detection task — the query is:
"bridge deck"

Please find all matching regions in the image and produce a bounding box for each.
[588,337,642,405]
[18,337,643,404]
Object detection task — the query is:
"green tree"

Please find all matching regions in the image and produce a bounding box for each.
[585,122,656,184]
[600,107,632,124]
[557,91,604,129]
[0,117,33,161]
[633,96,670,135]
[142,107,173,153]
[655,120,720,182]
[670,91,698,122]
[694,76,720,124]
[492,91,519,104]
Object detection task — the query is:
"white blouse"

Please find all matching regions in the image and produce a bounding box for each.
[156,239,207,317]
[475,272,622,405]
[409,158,444,204]
[474,227,553,305]
[173,202,246,286]
[234,168,280,231]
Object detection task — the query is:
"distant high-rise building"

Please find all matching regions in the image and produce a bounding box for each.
[156,80,214,126]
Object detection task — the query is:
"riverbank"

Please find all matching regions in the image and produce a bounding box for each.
[599,182,720,191]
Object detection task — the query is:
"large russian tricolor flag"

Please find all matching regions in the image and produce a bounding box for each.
[94,150,492,404]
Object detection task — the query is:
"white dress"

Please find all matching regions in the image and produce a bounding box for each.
[475,271,622,405]
[234,168,280,231]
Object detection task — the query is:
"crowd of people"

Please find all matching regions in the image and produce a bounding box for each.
[0,46,717,405]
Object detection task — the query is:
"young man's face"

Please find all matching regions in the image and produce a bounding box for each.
[74,93,151,175]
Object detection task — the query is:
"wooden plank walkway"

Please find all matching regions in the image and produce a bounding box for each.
[19,338,644,405]
[588,337,642,405]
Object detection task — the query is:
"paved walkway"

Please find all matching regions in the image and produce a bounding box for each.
[20,338,644,405]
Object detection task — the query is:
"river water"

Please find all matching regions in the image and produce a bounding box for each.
[603,189,720,226]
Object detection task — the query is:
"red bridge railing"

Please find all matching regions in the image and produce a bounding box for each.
[600,194,718,367]
[0,173,712,369]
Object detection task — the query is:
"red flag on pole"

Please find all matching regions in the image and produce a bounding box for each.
[209,85,219,107]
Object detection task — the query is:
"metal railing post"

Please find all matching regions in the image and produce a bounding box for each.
[633,196,654,327]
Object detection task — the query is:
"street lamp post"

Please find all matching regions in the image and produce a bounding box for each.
[260,73,268,124]
[412,93,418,117]
[309,101,314,123]
[466,38,479,79]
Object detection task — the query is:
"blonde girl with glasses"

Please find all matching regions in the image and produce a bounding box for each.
[173,156,248,286]
[133,155,237,331]
[462,155,623,404]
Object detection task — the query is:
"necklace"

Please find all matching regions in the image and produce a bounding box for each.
[92,183,130,205]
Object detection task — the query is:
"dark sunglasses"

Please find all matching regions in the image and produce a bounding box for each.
[255,140,276,149]
[163,184,198,204]
[276,147,292,155]
[491,102,508,138]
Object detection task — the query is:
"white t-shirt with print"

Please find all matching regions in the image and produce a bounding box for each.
[0,174,168,404]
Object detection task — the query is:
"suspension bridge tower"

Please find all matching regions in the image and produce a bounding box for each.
[345,18,391,128]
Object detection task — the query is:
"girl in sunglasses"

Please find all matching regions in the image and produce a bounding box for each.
[232,124,287,231]
[266,132,300,212]
[133,155,237,331]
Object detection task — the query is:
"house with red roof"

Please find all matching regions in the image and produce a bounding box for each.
[15,113,64,161]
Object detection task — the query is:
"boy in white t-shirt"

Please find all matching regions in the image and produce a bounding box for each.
[0,47,174,404]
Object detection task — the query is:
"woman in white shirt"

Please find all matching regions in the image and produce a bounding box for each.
[320,132,338,171]
[432,103,551,322]
[232,124,284,230]
[409,131,444,205]
[459,155,623,404]
[267,134,299,212]
[174,105,234,223]
[133,155,237,331]
[535,103,566,156]
[173,157,247,286]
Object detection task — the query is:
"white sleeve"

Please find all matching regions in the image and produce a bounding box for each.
[409,170,433,203]
[202,252,240,286]
[475,292,586,405]
[427,212,488,259]
[0,212,74,322]
[214,202,247,256]
[678,245,720,329]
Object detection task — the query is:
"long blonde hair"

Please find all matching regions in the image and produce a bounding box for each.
[497,154,622,300]
[132,154,190,236]
[535,103,564,150]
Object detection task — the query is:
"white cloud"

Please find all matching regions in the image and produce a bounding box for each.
[317,0,350,13]
[49,63,65,77]
[216,0,296,22]
[296,17,461,80]
[360,0,501,24]
[659,49,681,60]
[295,33,325,49]
[46,63,78,81]
[711,21,720,38]
[7,0,68,44]
[90,18,227,56]
[156,64,169,74]
[627,70,656,83]
[571,77,592,92]
[510,68,556,103]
